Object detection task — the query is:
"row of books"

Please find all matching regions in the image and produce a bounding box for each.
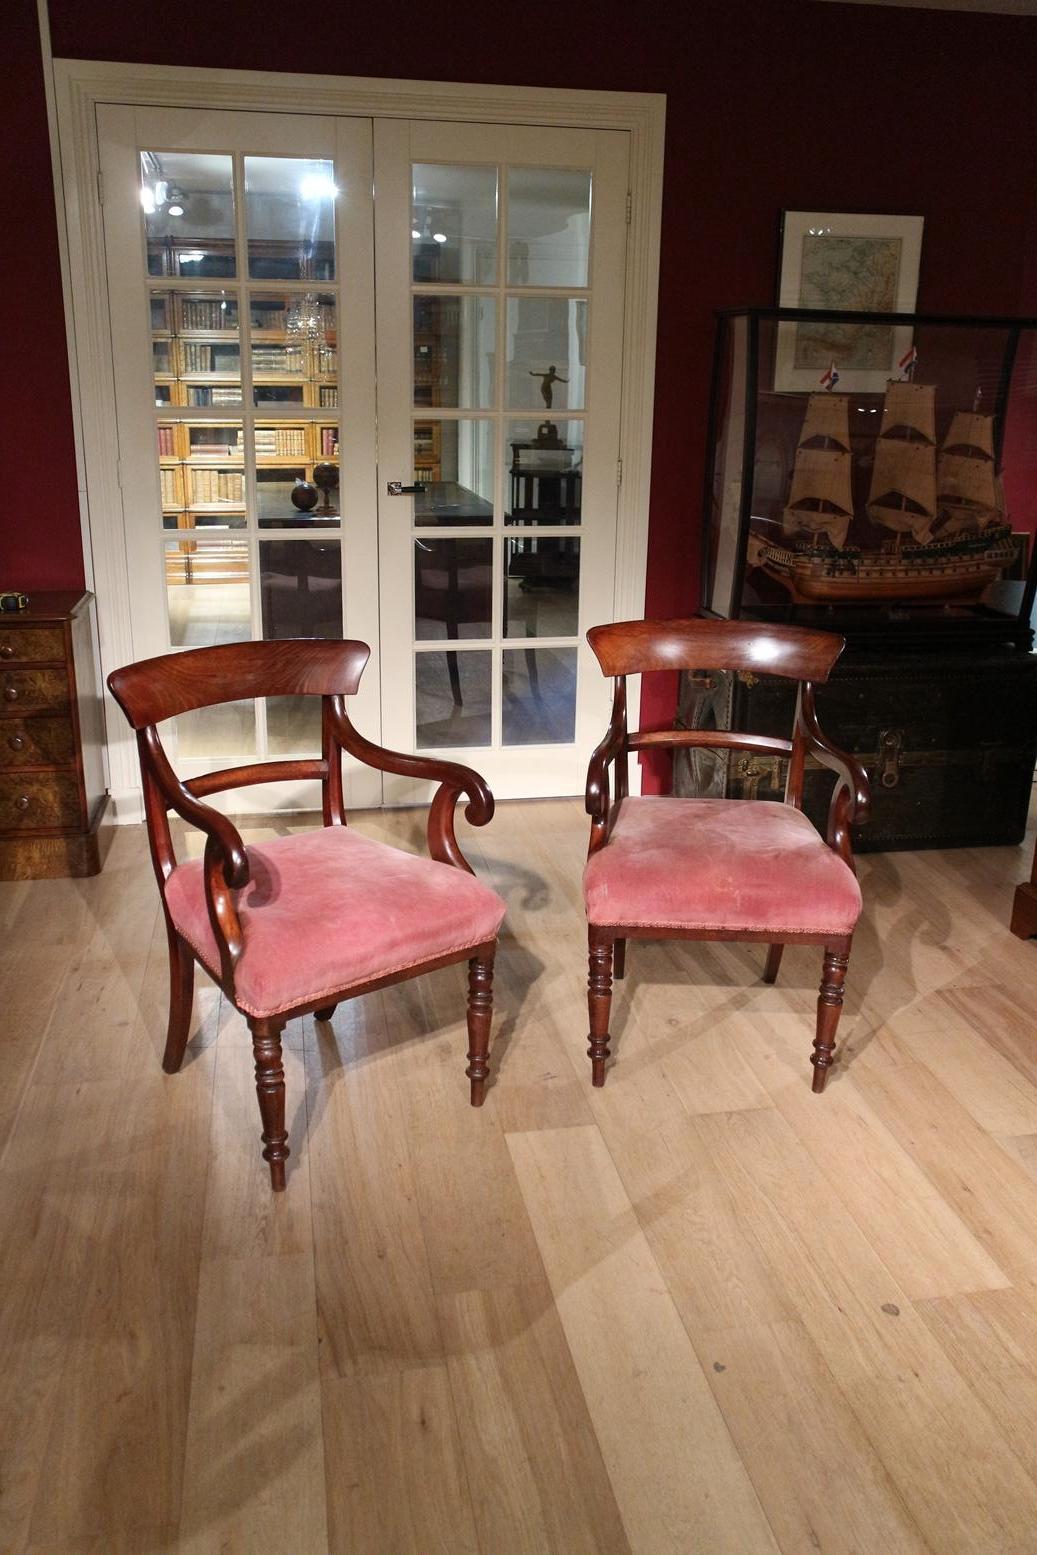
[256,427,307,456]
[157,426,176,456]
[252,346,304,373]
[182,299,235,330]
[159,468,179,506]
[190,470,245,504]
[320,427,339,456]
[181,343,241,373]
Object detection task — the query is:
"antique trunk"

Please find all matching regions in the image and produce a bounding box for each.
[674,649,1037,851]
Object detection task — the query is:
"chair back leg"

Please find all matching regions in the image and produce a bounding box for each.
[162,923,196,1075]
[587,929,615,1087]
[249,1016,290,1190]
[812,940,851,1093]
[466,949,495,1105]
[762,943,784,985]
[314,1004,338,1022]
[612,938,627,980]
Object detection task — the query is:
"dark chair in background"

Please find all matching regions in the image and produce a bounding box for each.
[582,618,870,1092]
[108,639,506,1191]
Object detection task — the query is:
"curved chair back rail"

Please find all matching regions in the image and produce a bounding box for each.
[587,617,846,682]
[108,638,371,729]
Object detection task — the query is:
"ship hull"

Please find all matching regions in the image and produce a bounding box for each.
[781,565,1001,605]
[747,534,1013,606]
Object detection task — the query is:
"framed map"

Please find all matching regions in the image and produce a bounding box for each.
[774,211,924,392]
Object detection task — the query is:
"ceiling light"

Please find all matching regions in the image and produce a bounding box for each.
[299,172,338,201]
[166,186,185,217]
[154,180,168,207]
[411,228,421,240]
[432,231,447,243]
[140,186,156,215]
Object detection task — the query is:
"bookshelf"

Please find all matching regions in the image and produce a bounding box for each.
[153,286,341,585]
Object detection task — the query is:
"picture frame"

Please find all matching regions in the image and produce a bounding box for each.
[774,210,924,393]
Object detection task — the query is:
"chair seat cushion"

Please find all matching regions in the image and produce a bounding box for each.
[165,826,506,1018]
[583,797,861,936]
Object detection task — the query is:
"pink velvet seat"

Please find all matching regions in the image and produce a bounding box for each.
[107,638,505,1192]
[582,618,871,1093]
[166,827,506,1019]
[584,797,862,937]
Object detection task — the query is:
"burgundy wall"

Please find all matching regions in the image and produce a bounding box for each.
[3,0,85,591]
[9,0,1037,786]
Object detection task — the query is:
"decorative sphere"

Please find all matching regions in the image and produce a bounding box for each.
[313,461,338,494]
[291,480,319,512]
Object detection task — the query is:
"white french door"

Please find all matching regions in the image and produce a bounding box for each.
[97,103,630,806]
[375,120,628,799]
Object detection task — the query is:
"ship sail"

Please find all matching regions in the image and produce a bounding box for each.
[936,411,1002,535]
[879,381,936,443]
[867,382,937,542]
[782,394,854,549]
[798,394,851,450]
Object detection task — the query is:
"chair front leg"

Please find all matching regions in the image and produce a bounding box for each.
[249,1016,290,1190]
[466,949,495,1105]
[162,923,195,1074]
[587,928,615,1087]
[812,940,851,1093]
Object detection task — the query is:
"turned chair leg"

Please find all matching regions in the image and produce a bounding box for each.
[613,938,627,981]
[812,941,851,1093]
[466,951,495,1106]
[162,924,195,1074]
[314,1004,337,1023]
[763,943,784,985]
[587,931,615,1087]
[249,1017,290,1191]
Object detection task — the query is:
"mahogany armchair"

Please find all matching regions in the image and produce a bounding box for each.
[108,639,505,1191]
[583,618,870,1092]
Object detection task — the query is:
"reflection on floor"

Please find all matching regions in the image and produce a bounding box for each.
[3,794,1037,1550]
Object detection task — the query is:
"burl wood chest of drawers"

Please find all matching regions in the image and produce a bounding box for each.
[0,591,108,879]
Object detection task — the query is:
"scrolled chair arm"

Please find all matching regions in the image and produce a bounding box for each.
[327,698,493,873]
[141,726,249,989]
[141,727,249,888]
[586,674,628,823]
[795,685,871,869]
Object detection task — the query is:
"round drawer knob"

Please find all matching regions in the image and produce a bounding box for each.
[3,686,18,702]
[8,735,24,752]
[14,795,30,812]
[0,644,13,659]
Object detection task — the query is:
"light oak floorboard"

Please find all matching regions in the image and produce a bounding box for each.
[0,796,1036,1553]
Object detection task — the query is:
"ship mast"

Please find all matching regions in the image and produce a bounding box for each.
[782,394,854,550]
[936,411,1003,536]
[866,381,937,544]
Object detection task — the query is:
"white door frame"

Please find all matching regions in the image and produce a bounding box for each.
[53,58,665,819]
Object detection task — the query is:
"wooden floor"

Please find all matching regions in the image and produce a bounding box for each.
[2,796,1037,1553]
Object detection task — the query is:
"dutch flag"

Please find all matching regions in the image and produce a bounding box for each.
[898,344,918,378]
[820,361,839,390]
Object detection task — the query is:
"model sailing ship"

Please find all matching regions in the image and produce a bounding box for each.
[746,378,1016,603]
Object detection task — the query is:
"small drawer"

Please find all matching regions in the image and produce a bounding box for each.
[0,772,82,831]
[0,667,70,715]
[0,626,65,664]
[0,717,75,768]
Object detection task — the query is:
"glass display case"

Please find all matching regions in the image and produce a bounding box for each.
[702,308,1037,647]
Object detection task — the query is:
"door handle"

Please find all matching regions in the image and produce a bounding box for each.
[387,480,427,496]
